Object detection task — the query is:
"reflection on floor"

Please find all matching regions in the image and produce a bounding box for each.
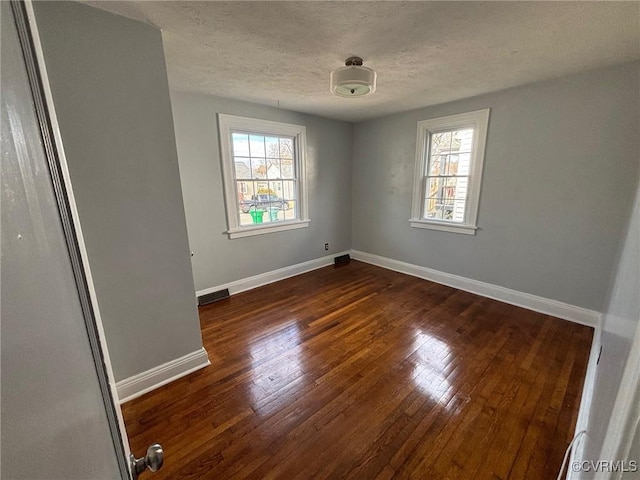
[122,260,593,480]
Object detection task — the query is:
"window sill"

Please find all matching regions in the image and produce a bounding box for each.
[227,219,310,239]
[410,219,478,235]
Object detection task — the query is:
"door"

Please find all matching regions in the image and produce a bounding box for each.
[1,1,131,477]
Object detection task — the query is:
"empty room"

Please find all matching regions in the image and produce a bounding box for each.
[2,1,639,479]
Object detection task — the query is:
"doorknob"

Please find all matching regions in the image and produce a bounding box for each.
[130,444,164,479]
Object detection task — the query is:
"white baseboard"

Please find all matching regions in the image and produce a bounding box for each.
[566,324,602,479]
[350,250,601,328]
[116,348,210,404]
[196,251,350,298]
[197,249,601,327]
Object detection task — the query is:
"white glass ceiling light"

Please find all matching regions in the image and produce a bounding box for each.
[330,57,376,97]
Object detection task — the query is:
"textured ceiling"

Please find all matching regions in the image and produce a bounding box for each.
[83,1,640,122]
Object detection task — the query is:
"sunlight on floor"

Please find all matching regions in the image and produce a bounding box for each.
[411,331,455,407]
[249,321,305,408]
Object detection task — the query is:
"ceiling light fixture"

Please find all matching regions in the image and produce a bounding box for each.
[330,56,376,98]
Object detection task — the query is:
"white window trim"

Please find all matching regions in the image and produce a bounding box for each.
[218,114,309,239]
[410,108,490,235]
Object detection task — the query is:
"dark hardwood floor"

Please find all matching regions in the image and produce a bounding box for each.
[122,260,593,479]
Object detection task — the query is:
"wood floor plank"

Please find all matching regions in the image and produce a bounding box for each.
[122,261,592,479]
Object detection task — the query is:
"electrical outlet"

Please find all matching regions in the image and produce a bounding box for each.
[324,243,329,251]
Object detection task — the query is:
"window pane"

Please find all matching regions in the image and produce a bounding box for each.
[263,202,282,223]
[236,180,249,196]
[232,133,249,156]
[251,157,266,179]
[265,136,280,158]
[249,135,266,158]
[239,180,255,212]
[425,177,443,200]
[269,180,283,198]
[280,138,294,159]
[446,154,458,176]
[454,177,469,203]
[234,159,251,179]
[281,158,295,179]
[280,180,296,204]
[457,153,471,176]
[428,155,445,176]
[452,199,467,223]
[239,213,252,227]
[430,132,452,156]
[239,180,257,226]
[283,199,297,220]
[450,129,473,153]
[424,196,443,220]
[267,159,282,179]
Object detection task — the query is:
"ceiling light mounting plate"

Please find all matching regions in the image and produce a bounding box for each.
[331,56,376,98]
[344,56,364,67]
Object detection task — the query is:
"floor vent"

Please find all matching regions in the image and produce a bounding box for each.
[198,288,230,306]
[334,254,351,265]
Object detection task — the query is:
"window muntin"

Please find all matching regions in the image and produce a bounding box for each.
[411,109,490,235]
[218,115,309,238]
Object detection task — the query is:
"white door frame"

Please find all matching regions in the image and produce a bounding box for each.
[600,319,640,478]
[11,0,132,476]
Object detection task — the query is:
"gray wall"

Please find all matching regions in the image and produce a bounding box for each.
[33,1,204,382]
[170,90,353,292]
[352,62,640,311]
[583,182,639,470]
[1,2,119,477]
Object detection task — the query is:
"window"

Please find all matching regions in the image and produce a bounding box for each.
[218,114,309,238]
[410,109,490,235]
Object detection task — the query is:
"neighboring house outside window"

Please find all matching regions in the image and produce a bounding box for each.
[410,109,490,235]
[218,114,309,239]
